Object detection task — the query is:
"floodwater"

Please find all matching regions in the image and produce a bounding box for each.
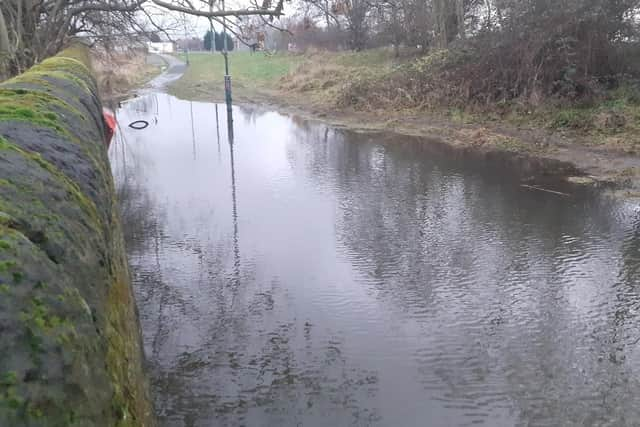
[111,92,640,427]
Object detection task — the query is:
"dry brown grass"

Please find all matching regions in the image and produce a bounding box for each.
[276,49,398,109]
[92,50,162,100]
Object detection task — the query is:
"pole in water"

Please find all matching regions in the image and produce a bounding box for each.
[224,75,233,121]
[226,107,234,143]
[222,0,233,122]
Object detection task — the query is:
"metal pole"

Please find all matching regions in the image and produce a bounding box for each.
[222,0,229,76]
[209,2,215,54]
[222,0,233,122]
[183,13,190,66]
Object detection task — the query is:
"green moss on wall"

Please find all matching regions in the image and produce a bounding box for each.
[0,136,101,229]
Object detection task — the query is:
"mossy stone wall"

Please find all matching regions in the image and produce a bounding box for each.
[0,46,154,426]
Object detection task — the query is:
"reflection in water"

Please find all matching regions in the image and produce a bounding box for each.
[112,93,640,427]
[227,108,241,309]
[189,101,196,161]
[215,104,221,159]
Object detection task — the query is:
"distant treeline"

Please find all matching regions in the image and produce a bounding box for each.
[204,30,235,52]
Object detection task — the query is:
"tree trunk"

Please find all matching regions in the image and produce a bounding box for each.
[456,0,465,39]
[347,0,367,50]
[324,0,331,29]
[0,5,11,80]
[485,0,492,29]
[433,0,448,48]
[495,0,503,26]
[392,3,400,57]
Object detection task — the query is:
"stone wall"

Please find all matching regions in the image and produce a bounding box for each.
[0,45,154,426]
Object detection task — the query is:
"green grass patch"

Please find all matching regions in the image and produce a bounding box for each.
[549,108,593,129]
[170,51,303,99]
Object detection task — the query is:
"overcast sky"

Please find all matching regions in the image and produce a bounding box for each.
[150,0,298,39]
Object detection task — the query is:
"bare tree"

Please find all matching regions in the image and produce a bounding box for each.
[297,0,372,50]
[344,0,371,49]
[456,0,464,39]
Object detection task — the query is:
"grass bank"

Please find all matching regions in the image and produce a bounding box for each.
[168,50,640,192]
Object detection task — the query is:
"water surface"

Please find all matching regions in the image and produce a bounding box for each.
[112,93,640,427]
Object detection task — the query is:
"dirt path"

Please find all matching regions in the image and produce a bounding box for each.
[146,54,187,90]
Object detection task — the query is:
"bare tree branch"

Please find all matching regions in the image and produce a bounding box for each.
[151,0,285,17]
[0,0,294,79]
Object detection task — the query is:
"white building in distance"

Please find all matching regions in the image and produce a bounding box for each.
[147,42,175,54]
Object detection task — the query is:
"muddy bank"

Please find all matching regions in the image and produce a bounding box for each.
[0,45,154,425]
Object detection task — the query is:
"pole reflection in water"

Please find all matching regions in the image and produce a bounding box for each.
[226,108,240,307]
[189,101,196,160]
[215,104,221,159]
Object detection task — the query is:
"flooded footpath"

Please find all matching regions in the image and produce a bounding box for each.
[111,92,640,427]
